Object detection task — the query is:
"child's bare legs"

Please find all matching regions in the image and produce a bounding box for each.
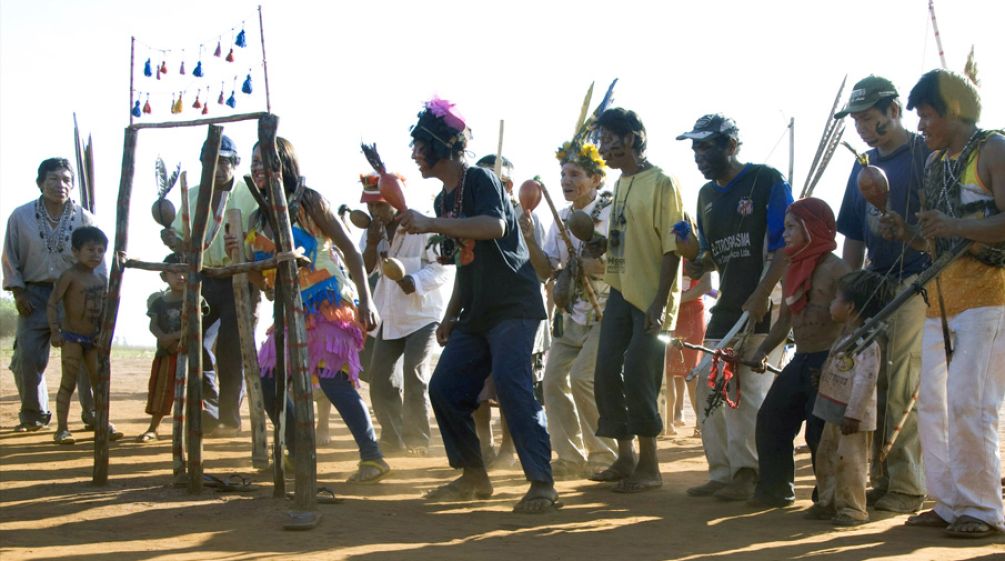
[490,411,517,470]
[474,401,495,463]
[673,376,687,426]
[316,396,332,445]
[55,342,85,440]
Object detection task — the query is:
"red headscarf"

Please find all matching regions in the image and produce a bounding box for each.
[783,198,837,314]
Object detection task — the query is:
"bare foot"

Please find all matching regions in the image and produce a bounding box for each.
[424,473,493,501]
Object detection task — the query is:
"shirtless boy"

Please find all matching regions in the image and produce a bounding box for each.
[747,198,850,507]
[47,226,120,444]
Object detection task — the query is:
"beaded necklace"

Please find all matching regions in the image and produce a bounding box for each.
[34,197,74,254]
[436,165,468,264]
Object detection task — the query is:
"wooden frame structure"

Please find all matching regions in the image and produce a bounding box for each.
[92,111,320,518]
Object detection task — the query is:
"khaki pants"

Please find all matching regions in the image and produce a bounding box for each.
[816,423,871,521]
[542,319,616,465]
[872,274,926,497]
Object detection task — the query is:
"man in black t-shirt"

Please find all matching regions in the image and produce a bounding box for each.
[400,98,557,514]
[678,114,793,501]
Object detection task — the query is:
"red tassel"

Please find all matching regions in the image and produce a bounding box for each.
[143,98,152,114]
[192,94,202,109]
[160,61,168,74]
[202,103,209,115]
[214,41,222,57]
[225,49,235,62]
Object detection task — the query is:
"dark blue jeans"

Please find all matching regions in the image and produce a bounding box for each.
[261,372,381,461]
[753,351,828,503]
[594,289,666,439]
[430,318,552,484]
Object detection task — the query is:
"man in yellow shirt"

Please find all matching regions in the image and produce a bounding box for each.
[590,108,684,493]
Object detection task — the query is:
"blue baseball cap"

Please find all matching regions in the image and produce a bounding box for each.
[201,134,239,159]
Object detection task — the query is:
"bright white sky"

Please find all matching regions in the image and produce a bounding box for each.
[2,0,1003,346]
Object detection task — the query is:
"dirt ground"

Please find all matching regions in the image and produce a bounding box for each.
[1,348,1002,561]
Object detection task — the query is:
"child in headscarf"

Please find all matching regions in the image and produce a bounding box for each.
[746,197,851,508]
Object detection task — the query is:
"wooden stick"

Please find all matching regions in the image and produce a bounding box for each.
[671,338,782,374]
[172,173,191,481]
[91,126,138,484]
[129,112,268,131]
[123,259,188,273]
[185,125,224,493]
[202,252,306,277]
[928,0,948,69]
[537,183,603,320]
[259,114,317,513]
[129,37,135,127]
[493,120,504,179]
[226,209,269,469]
[171,352,188,481]
[258,5,272,113]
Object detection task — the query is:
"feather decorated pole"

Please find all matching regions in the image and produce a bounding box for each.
[586,79,618,144]
[152,157,182,226]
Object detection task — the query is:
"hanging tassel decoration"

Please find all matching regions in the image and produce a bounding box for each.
[242,73,253,94]
[160,60,168,74]
[226,91,237,108]
[193,60,204,77]
[175,93,184,113]
[202,103,209,115]
[214,40,222,57]
[192,93,202,109]
[218,85,225,105]
[169,94,178,114]
[225,48,235,62]
[179,60,186,75]
[131,100,142,118]
[143,95,152,114]
[236,27,247,48]
[143,58,153,77]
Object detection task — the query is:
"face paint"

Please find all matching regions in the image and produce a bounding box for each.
[874,119,889,138]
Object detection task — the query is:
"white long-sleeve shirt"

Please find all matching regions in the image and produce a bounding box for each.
[361,227,454,340]
[542,197,611,326]
[3,198,105,290]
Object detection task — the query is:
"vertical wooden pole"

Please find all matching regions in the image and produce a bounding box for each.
[257,5,272,113]
[171,172,192,481]
[92,127,138,484]
[258,114,316,512]
[225,209,270,468]
[272,280,287,496]
[186,125,223,493]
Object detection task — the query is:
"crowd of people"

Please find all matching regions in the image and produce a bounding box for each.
[3,68,1003,537]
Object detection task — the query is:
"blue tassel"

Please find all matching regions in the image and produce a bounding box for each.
[193,61,203,77]
[242,74,252,94]
[143,58,152,77]
[226,91,236,108]
[131,100,142,118]
[235,29,247,48]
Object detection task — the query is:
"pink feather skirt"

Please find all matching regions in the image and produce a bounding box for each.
[258,300,365,384]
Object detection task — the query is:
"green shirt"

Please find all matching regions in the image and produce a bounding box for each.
[170,176,258,267]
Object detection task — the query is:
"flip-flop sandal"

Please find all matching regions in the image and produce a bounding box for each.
[945,515,997,539]
[286,487,343,505]
[283,511,322,531]
[612,477,663,494]
[588,467,632,483]
[204,474,259,492]
[513,494,563,514]
[346,460,391,484]
[905,509,949,528]
[424,480,493,501]
[136,431,158,443]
